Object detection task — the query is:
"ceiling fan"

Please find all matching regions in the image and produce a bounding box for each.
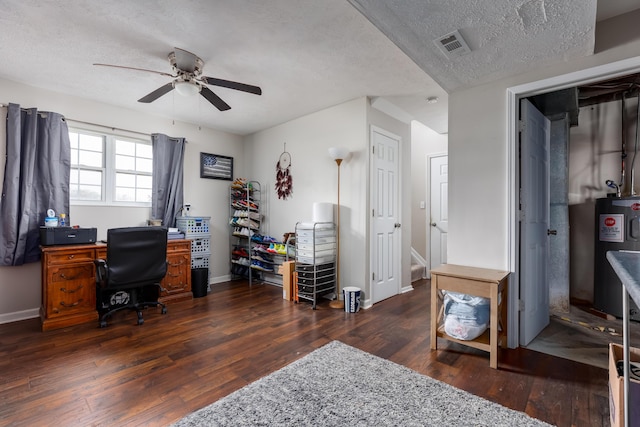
[94,47,262,111]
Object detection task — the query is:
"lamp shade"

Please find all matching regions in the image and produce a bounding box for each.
[174,81,200,97]
[328,147,350,161]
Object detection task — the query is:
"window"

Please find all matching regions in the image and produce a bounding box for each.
[69,129,152,206]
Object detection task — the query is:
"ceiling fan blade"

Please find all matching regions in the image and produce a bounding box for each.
[93,63,175,78]
[201,76,262,95]
[138,82,175,103]
[173,47,199,73]
[200,86,231,111]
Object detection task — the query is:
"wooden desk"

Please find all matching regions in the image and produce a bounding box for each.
[40,240,192,331]
[430,264,509,369]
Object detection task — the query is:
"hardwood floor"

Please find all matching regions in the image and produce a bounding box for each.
[0,279,609,426]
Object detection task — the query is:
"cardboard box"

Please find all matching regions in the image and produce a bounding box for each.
[609,343,640,427]
[282,261,296,301]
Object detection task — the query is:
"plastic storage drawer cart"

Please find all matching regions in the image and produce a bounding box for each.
[294,222,336,309]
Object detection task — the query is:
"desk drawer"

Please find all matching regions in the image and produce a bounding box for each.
[162,253,190,295]
[46,249,95,265]
[46,265,95,318]
[436,275,493,298]
[167,240,191,254]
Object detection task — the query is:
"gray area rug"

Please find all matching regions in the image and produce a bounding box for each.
[173,341,552,426]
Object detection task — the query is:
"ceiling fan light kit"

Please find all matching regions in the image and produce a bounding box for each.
[174,80,201,97]
[94,47,261,111]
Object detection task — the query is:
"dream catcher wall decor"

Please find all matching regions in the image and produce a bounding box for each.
[275,144,293,200]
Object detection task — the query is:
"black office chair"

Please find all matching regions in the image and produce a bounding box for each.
[95,226,168,327]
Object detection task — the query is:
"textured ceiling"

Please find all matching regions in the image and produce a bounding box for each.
[0,1,638,136]
[349,0,598,92]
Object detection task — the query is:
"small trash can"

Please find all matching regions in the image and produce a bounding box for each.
[191,268,209,298]
[343,286,361,313]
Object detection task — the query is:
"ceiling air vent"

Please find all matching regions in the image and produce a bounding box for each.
[433,30,471,59]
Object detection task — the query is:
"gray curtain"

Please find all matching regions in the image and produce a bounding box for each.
[0,103,70,265]
[151,133,185,228]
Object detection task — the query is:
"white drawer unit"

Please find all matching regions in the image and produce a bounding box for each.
[295,222,336,309]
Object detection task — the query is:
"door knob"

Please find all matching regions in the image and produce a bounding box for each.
[394,223,401,228]
[547,229,557,235]
[431,222,437,227]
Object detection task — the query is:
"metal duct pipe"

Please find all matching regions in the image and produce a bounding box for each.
[620,94,627,195]
[632,92,640,196]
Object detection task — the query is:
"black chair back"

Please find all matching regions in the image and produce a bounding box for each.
[106,227,168,288]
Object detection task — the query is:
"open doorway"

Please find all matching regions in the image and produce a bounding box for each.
[510,58,640,368]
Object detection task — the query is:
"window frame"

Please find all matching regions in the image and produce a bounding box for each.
[69,127,153,207]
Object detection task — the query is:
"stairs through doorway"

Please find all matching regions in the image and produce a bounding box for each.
[411,261,425,282]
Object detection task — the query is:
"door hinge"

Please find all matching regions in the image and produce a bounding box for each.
[372,272,375,281]
[372,145,375,154]
[372,209,375,217]
[519,299,525,311]
[518,120,526,133]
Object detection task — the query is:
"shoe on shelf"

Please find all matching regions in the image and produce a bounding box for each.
[276,244,287,255]
[231,178,246,189]
[251,260,274,272]
[262,235,277,243]
[251,234,264,243]
[232,247,249,258]
[266,243,277,254]
[232,227,244,237]
[253,244,269,253]
[252,254,273,264]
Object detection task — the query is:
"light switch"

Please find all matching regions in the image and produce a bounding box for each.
[419,201,426,209]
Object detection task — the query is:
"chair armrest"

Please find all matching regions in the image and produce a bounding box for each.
[94,259,107,284]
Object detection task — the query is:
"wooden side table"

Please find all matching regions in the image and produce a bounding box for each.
[430,264,509,369]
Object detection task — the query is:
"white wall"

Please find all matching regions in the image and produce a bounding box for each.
[0,78,243,323]
[447,11,640,272]
[244,97,412,303]
[244,97,369,299]
[410,122,448,261]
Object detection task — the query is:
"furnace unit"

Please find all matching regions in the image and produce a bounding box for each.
[594,197,640,321]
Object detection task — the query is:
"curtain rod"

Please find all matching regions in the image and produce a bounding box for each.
[63,118,151,138]
[0,103,150,137]
[1,103,187,140]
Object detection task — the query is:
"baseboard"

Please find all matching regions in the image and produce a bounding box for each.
[211,274,231,284]
[401,285,414,294]
[0,308,40,325]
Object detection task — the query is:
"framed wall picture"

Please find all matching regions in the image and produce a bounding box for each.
[200,152,233,181]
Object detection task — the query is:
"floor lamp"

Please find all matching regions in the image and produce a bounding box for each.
[328,147,349,309]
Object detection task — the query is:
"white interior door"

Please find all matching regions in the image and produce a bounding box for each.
[429,155,448,272]
[371,127,401,304]
[520,99,551,346]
